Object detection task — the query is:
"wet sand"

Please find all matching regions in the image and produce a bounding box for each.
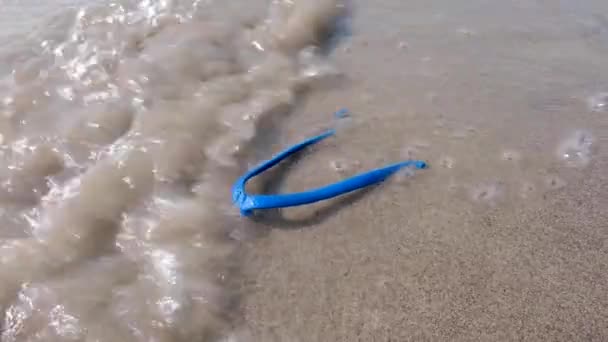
[243,160,608,341]
[0,0,607,341]
[241,0,608,340]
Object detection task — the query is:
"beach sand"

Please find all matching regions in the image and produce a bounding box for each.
[241,0,608,340]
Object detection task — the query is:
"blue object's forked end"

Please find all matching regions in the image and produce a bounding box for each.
[231,128,427,217]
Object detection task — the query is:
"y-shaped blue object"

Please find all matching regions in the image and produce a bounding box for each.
[232,129,427,216]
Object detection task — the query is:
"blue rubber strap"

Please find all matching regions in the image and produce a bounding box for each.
[232,129,427,216]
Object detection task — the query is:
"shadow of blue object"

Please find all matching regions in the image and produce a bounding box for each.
[232,129,427,217]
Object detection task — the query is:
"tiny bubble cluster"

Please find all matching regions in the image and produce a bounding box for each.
[587,92,608,112]
[556,130,594,168]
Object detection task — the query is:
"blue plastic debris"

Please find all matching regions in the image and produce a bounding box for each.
[334,108,350,119]
[232,128,427,217]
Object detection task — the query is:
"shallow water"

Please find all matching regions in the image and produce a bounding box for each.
[1,0,607,341]
[0,0,346,340]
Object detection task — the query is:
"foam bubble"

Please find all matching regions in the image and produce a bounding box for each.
[501,149,521,162]
[587,92,608,112]
[329,159,360,175]
[297,46,340,85]
[438,155,455,169]
[397,41,409,50]
[556,130,594,168]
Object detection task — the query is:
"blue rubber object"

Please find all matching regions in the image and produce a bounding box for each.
[232,129,427,217]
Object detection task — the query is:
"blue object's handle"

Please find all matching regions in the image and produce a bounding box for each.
[232,129,427,216]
